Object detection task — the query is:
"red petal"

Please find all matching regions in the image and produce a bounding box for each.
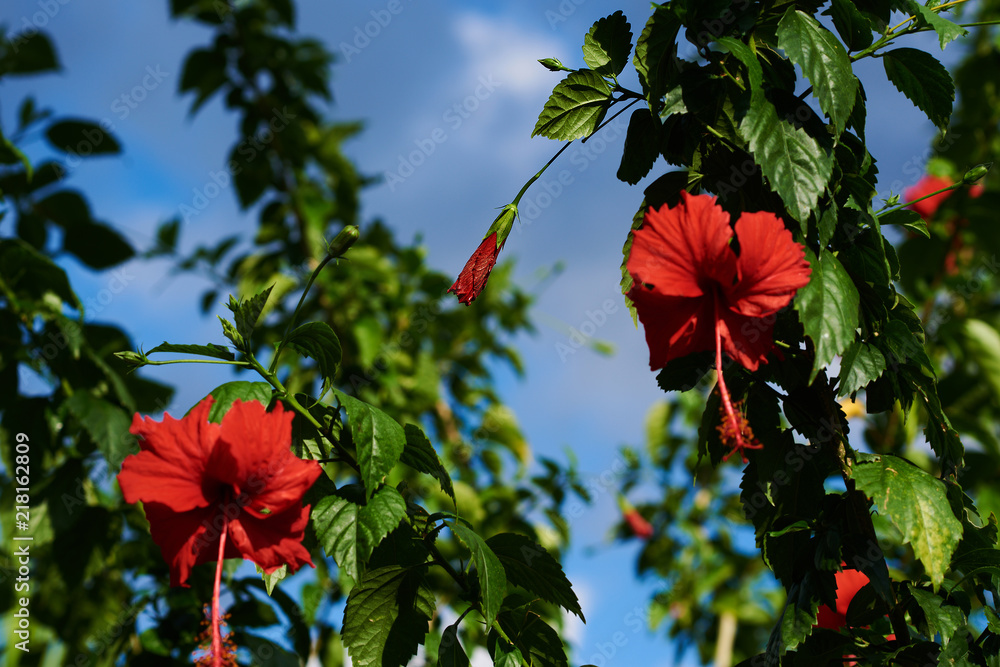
[628,287,715,370]
[206,400,321,517]
[448,232,504,305]
[228,505,314,574]
[716,309,779,372]
[143,501,240,587]
[727,211,811,319]
[627,192,736,299]
[118,397,219,513]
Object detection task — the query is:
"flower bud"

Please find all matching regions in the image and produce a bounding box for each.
[327,225,360,257]
[963,163,991,185]
[538,57,572,72]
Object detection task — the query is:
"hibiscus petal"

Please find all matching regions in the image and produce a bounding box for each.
[207,400,321,516]
[717,308,778,372]
[628,287,715,370]
[728,211,811,318]
[447,232,505,305]
[228,505,314,573]
[118,397,219,513]
[143,501,234,587]
[627,191,737,299]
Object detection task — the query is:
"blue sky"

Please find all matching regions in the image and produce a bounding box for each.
[1,1,964,664]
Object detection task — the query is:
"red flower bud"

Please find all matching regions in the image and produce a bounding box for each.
[623,508,654,540]
[448,231,506,305]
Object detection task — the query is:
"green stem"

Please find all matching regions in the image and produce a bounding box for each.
[140,358,251,367]
[511,97,640,207]
[269,253,336,374]
[877,182,963,218]
[511,142,575,207]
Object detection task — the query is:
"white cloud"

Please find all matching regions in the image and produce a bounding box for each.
[451,12,567,102]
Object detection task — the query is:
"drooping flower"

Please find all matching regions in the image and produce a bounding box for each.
[449,204,517,305]
[623,508,654,540]
[448,231,506,305]
[617,495,654,540]
[117,397,322,587]
[626,192,811,460]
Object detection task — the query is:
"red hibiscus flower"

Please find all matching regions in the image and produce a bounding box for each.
[905,174,983,221]
[118,397,322,587]
[449,204,517,305]
[816,568,871,630]
[626,192,810,461]
[448,231,506,305]
[815,567,895,665]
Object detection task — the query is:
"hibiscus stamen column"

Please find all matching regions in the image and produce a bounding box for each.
[209,514,229,665]
[713,294,760,462]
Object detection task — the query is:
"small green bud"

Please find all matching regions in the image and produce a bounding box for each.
[328,225,360,257]
[538,57,572,72]
[963,162,992,185]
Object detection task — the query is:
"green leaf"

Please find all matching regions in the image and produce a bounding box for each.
[825,0,875,51]
[738,90,833,223]
[902,0,968,50]
[884,319,934,377]
[582,10,633,77]
[497,606,569,667]
[45,119,121,155]
[0,238,80,309]
[179,47,228,114]
[257,563,288,596]
[342,565,435,667]
[961,319,1000,405]
[313,486,407,582]
[401,424,454,501]
[230,285,273,341]
[438,622,471,667]
[65,393,132,468]
[491,640,525,667]
[908,585,964,645]
[880,208,929,238]
[777,9,857,135]
[486,533,584,621]
[616,108,659,185]
[449,521,507,627]
[1,32,60,75]
[882,48,954,130]
[146,342,235,361]
[770,575,820,654]
[655,350,714,393]
[62,220,135,269]
[852,453,962,588]
[202,381,274,422]
[331,388,406,498]
[794,249,860,383]
[532,69,612,141]
[286,322,343,385]
[633,5,682,114]
[838,340,886,396]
